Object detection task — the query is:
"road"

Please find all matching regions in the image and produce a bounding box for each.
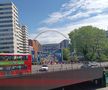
[32,62,108,74]
[32,63,82,74]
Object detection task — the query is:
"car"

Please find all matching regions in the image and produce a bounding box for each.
[39,65,48,71]
[81,64,91,68]
[81,62,99,68]
[88,62,99,68]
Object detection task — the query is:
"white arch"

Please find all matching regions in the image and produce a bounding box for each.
[34,30,69,40]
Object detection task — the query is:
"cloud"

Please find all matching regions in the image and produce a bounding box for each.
[42,12,63,24]
[42,0,108,24]
[43,0,83,24]
[30,13,108,44]
[30,0,108,44]
[82,0,108,10]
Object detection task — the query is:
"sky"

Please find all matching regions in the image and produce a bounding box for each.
[0,0,108,44]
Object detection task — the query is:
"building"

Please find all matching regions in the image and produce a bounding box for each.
[42,43,60,53]
[0,2,28,53]
[60,39,69,49]
[28,39,41,54]
[21,25,29,53]
[41,40,69,63]
[42,39,69,53]
[28,39,41,62]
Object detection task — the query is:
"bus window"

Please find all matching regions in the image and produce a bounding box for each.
[3,66,11,71]
[22,56,28,60]
[0,56,4,61]
[0,56,12,61]
[14,56,17,60]
[11,66,16,70]
[0,56,8,61]
[0,67,3,71]
[12,66,22,70]
[21,65,27,69]
[8,56,13,61]
[17,56,22,60]
[18,65,21,70]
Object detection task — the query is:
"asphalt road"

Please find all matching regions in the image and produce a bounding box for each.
[32,62,108,74]
[32,63,82,74]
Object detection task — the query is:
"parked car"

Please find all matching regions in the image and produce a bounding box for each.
[81,62,99,68]
[39,65,48,71]
[88,62,99,68]
[81,64,91,68]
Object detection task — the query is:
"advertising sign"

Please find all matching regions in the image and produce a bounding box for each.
[31,50,35,62]
[53,49,62,62]
[0,61,24,65]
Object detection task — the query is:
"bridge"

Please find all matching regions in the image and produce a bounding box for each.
[0,66,106,90]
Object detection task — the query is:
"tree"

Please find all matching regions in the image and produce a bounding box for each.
[68,26,108,61]
[63,48,70,62]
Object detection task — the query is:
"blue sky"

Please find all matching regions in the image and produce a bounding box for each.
[0,0,69,33]
[0,0,108,44]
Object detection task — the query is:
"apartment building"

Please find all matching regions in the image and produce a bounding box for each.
[0,2,28,53]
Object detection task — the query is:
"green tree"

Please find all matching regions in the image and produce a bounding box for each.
[63,48,70,61]
[69,26,108,61]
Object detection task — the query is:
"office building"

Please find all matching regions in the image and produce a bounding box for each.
[0,2,28,53]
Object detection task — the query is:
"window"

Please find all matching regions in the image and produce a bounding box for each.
[0,55,28,61]
[0,24,13,27]
[0,67,3,71]
[0,56,16,61]
[0,37,13,40]
[11,66,16,70]
[11,65,27,70]
[16,56,22,60]
[0,16,12,19]
[0,20,12,23]
[8,56,14,61]
[22,56,28,60]
[0,29,12,32]
[0,46,13,49]
[0,3,12,6]
[0,42,13,45]
[0,12,12,14]
[0,7,12,10]
[21,65,27,69]
[0,56,4,60]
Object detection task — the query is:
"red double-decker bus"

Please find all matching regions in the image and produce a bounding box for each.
[0,53,32,77]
